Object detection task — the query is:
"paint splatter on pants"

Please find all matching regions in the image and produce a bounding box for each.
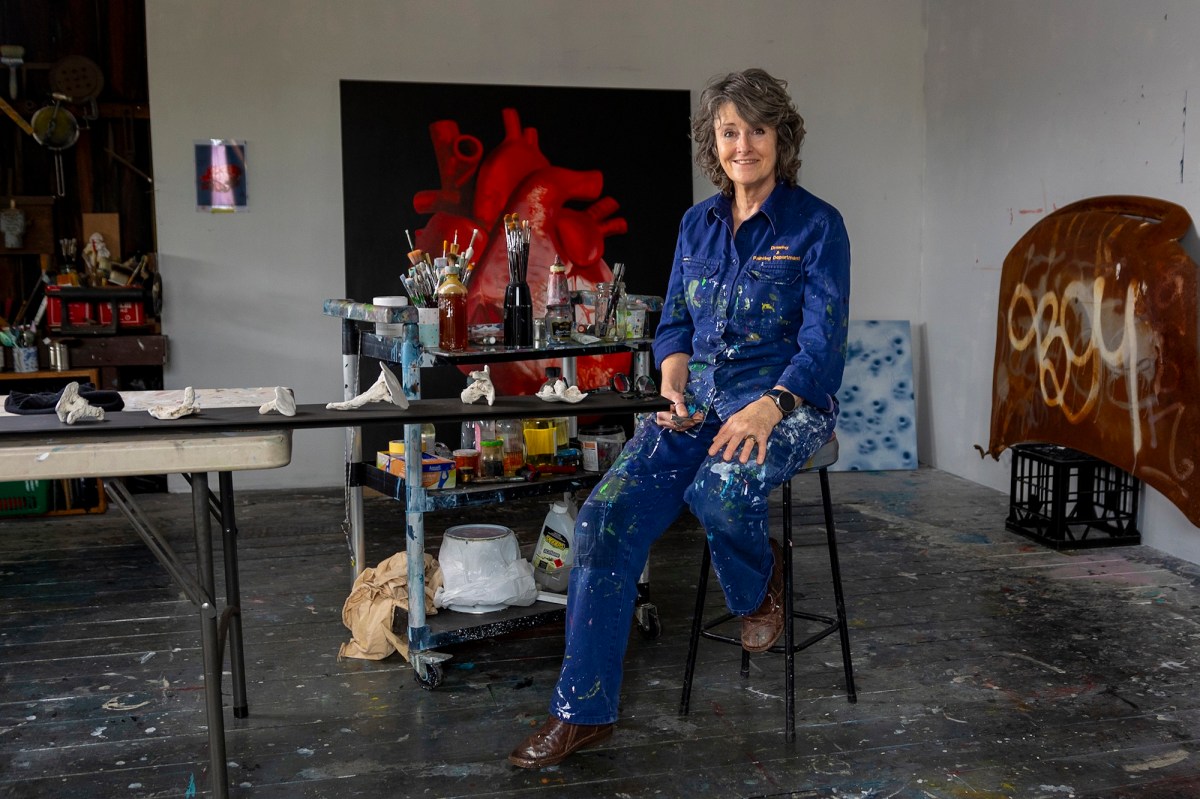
[549,405,835,724]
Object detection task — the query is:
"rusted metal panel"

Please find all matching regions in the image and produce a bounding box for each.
[984,195,1200,526]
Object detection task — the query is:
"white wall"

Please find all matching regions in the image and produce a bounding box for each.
[145,0,926,487]
[923,0,1200,561]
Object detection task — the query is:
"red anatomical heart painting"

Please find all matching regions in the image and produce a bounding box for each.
[340,81,694,397]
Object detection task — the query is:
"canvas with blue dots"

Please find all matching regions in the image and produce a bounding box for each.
[832,320,917,471]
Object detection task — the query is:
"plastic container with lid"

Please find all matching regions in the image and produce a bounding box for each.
[578,424,627,472]
[478,439,505,478]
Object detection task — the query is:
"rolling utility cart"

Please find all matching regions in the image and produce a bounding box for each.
[324,298,664,688]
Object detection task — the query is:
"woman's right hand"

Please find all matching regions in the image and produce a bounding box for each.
[655,352,703,430]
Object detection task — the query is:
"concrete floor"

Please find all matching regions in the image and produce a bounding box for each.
[2,467,1200,798]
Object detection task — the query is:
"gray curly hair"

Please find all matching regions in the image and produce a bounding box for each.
[691,68,806,196]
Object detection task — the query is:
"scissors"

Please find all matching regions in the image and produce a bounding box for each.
[610,372,658,399]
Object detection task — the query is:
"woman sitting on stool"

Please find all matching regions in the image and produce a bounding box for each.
[509,66,852,769]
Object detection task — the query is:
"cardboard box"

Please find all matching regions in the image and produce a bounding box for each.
[375,451,456,489]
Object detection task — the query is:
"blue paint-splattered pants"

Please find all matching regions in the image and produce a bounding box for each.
[549,405,835,724]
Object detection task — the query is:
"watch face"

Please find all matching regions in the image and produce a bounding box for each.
[777,391,797,413]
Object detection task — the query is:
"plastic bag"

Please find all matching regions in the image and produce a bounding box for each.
[434,524,538,611]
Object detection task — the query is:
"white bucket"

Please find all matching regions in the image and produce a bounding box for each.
[436,524,537,612]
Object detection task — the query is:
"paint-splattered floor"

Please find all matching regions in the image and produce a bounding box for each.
[2,467,1200,798]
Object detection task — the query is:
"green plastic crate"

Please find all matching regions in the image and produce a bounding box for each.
[0,480,49,516]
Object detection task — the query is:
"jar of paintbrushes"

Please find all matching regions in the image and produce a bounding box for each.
[502,213,533,347]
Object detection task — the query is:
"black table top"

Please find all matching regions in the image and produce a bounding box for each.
[0,394,668,440]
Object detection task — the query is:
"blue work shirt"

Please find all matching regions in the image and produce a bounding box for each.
[652,182,851,419]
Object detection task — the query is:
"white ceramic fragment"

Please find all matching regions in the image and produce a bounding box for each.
[326,364,409,410]
[259,386,297,416]
[147,386,200,420]
[55,381,106,424]
[460,366,496,406]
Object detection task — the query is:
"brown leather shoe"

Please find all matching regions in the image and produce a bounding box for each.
[741,538,786,653]
[508,716,614,768]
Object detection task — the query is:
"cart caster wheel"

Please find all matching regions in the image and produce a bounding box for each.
[636,605,662,639]
[414,662,444,690]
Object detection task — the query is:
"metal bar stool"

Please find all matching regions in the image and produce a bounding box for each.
[679,435,857,740]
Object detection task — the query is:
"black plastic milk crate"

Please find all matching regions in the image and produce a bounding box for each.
[1006,443,1141,549]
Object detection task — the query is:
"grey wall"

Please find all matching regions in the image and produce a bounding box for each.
[145,0,926,484]
[923,0,1200,563]
[146,0,1200,564]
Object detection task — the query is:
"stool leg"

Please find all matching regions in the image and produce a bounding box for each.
[820,468,857,703]
[782,480,796,741]
[679,544,712,715]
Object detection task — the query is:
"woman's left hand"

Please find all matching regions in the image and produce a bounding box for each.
[709,397,782,465]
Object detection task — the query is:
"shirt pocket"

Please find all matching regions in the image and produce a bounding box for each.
[747,263,802,285]
[741,263,804,339]
[679,256,722,314]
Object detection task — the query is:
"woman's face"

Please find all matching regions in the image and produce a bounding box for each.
[714,101,777,196]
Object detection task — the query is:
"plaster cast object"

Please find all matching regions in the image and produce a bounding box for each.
[259,386,297,416]
[327,364,409,410]
[55,381,105,424]
[148,386,200,420]
[535,378,587,404]
[460,366,495,406]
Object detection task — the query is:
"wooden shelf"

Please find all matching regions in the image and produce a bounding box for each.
[0,367,100,388]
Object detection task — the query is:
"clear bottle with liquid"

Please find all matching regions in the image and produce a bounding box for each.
[545,257,573,344]
[437,265,469,350]
[496,419,525,476]
[522,419,557,467]
[546,256,570,306]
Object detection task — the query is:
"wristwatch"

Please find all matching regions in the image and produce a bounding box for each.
[763,388,799,417]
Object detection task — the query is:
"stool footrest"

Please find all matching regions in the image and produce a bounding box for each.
[700,611,841,655]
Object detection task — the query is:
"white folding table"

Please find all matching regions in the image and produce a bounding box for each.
[0,389,293,799]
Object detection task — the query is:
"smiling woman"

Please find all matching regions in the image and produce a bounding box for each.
[714,104,778,207]
[508,67,851,770]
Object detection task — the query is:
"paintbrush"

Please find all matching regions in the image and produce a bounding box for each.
[460,228,479,269]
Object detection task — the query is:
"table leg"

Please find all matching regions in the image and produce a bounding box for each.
[342,316,367,577]
[191,472,230,799]
[404,422,427,640]
[218,472,249,719]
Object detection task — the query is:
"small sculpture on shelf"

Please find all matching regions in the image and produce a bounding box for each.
[327,363,409,410]
[148,386,200,420]
[82,232,112,285]
[535,378,588,404]
[55,382,105,425]
[460,365,495,406]
[0,200,26,248]
[259,386,297,416]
